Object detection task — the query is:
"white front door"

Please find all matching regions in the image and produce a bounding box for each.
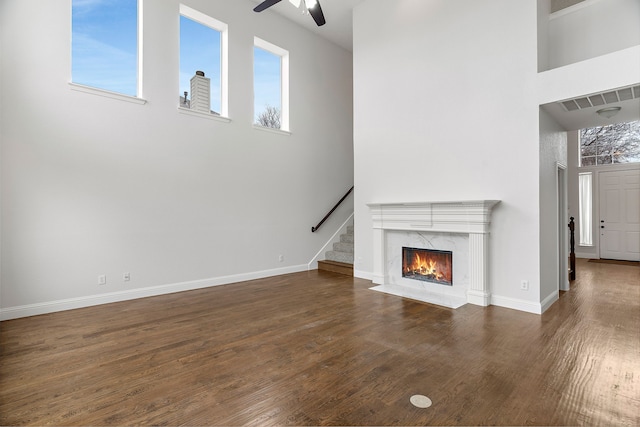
[599,169,640,261]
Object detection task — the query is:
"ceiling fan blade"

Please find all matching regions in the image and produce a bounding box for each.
[254,0,284,13]
[307,0,326,26]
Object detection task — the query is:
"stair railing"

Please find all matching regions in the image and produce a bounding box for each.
[311,186,354,232]
[568,217,576,281]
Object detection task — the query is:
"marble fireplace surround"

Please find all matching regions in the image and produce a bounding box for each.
[367,200,500,309]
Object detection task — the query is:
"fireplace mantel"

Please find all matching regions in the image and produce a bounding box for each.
[367,200,500,308]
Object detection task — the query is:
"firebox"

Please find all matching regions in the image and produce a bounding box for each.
[402,247,453,286]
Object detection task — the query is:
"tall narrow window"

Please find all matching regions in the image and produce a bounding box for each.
[578,172,593,246]
[254,37,289,131]
[179,5,228,116]
[72,0,140,97]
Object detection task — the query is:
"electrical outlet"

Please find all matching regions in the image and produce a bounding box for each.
[278,254,284,262]
[98,275,107,285]
[520,280,529,291]
[123,272,131,282]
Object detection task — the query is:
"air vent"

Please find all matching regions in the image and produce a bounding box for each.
[602,91,619,103]
[558,84,639,112]
[562,100,579,111]
[588,95,605,106]
[618,88,634,101]
[575,97,592,109]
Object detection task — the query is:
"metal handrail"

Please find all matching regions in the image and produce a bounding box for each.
[311,186,354,232]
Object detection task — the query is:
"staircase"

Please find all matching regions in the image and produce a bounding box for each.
[318,225,354,276]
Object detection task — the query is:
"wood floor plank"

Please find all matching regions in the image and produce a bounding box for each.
[1,261,639,426]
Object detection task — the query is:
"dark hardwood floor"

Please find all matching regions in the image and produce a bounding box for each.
[1,259,639,426]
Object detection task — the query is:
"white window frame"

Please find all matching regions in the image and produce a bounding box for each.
[578,172,593,246]
[253,37,290,133]
[179,5,229,118]
[70,0,145,103]
[137,0,144,98]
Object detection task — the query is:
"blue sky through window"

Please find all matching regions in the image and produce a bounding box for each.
[254,47,282,123]
[72,0,138,96]
[72,1,282,120]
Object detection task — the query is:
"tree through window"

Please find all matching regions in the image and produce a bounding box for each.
[580,121,640,166]
[254,37,289,131]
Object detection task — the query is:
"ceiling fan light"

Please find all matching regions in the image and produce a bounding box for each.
[596,107,621,119]
[305,0,318,9]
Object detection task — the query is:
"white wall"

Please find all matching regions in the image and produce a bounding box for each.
[547,0,640,70]
[538,0,551,72]
[538,45,640,107]
[353,0,544,313]
[539,108,568,310]
[0,0,354,319]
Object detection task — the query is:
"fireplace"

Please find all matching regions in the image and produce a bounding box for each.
[367,200,500,308]
[402,247,452,285]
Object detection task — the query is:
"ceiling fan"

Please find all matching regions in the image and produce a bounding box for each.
[253,0,326,27]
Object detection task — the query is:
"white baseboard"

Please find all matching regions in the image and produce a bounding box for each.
[6,265,561,321]
[354,269,373,281]
[356,269,554,316]
[490,294,545,315]
[0,264,308,321]
[576,251,595,259]
[540,291,559,314]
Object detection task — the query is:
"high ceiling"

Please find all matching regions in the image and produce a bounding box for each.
[251,0,640,131]
[250,0,365,51]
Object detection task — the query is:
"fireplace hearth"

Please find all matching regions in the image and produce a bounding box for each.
[402,247,452,285]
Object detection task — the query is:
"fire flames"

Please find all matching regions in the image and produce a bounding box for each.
[402,248,452,284]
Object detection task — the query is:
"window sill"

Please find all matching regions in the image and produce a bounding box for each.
[69,83,147,105]
[252,124,291,136]
[178,107,231,123]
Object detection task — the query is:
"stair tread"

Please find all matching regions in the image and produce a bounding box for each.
[333,242,354,253]
[325,251,354,264]
[340,234,354,243]
[321,225,355,273]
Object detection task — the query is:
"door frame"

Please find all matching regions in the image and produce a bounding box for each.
[557,163,569,291]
